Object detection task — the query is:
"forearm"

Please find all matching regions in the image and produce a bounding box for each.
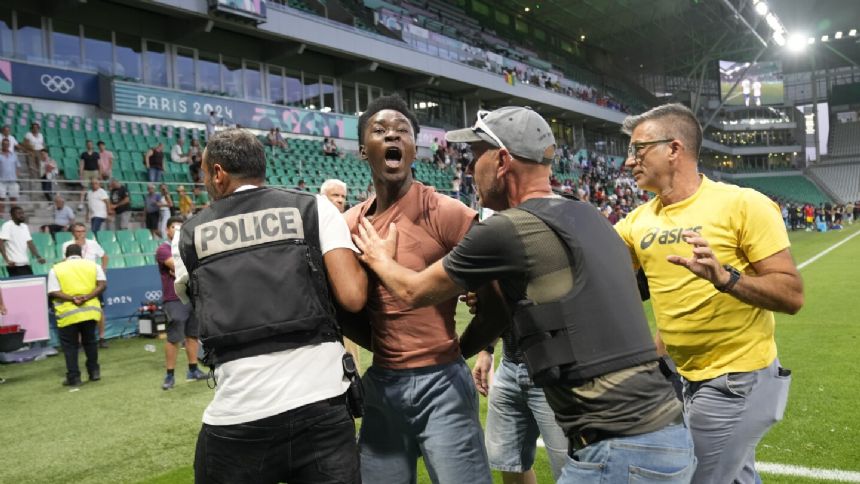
[724,271,804,314]
[49,291,76,302]
[373,258,453,307]
[459,284,510,358]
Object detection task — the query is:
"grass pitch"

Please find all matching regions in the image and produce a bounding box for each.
[1,224,858,483]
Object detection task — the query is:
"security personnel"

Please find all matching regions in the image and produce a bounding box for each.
[354,107,695,483]
[48,243,106,387]
[172,129,367,484]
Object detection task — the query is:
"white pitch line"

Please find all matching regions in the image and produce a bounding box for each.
[758,462,860,482]
[797,228,860,270]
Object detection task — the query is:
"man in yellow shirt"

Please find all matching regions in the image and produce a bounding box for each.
[48,243,107,387]
[615,103,804,484]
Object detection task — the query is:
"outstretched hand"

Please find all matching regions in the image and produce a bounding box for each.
[352,218,398,269]
[666,230,728,286]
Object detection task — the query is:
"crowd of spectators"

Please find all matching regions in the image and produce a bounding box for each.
[501,68,633,113]
[781,200,858,232]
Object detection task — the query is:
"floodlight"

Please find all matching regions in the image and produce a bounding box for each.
[755,1,768,16]
[835,31,843,39]
[786,33,806,51]
[765,13,781,32]
[807,37,815,45]
[773,31,786,46]
[850,29,857,37]
[822,35,829,42]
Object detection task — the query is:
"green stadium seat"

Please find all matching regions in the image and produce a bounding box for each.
[120,240,141,254]
[134,228,154,242]
[116,230,135,245]
[107,257,126,269]
[54,232,73,246]
[97,230,116,244]
[124,254,146,267]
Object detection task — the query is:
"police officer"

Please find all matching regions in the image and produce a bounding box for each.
[354,107,695,483]
[48,243,106,386]
[172,129,367,484]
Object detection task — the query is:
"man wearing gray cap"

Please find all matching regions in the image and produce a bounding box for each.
[353,106,695,483]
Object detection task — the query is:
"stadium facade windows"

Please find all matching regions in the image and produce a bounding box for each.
[174,46,197,92]
[267,65,285,105]
[114,32,142,81]
[82,26,113,74]
[0,11,12,58]
[341,82,357,115]
[14,12,46,62]
[244,61,263,101]
[285,71,303,107]
[321,76,336,112]
[143,40,169,87]
[50,19,82,68]
[198,51,222,94]
[221,55,243,98]
[302,73,320,109]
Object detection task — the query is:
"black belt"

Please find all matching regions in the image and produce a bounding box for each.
[568,413,685,455]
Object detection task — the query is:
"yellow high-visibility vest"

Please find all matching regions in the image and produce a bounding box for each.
[53,258,102,328]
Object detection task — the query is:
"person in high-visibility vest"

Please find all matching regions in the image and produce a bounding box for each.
[48,243,107,387]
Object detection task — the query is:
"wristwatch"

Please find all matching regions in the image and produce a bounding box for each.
[484,344,495,354]
[715,264,741,293]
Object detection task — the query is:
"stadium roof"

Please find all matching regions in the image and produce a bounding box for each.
[494,0,860,76]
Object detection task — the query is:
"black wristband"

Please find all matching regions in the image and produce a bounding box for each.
[484,344,495,354]
[716,264,741,293]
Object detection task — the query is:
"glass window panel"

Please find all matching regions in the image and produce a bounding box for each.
[144,40,168,87]
[303,74,320,109]
[51,20,81,68]
[0,10,12,57]
[222,56,242,98]
[198,51,221,94]
[82,26,112,74]
[321,76,335,112]
[268,66,284,104]
[285,71,302,107]
[175,47,195,91]
[114,33,141,80]
[342,82,356,115]
[244,61,262,101]
[16,12,45,62]
[357,84,369,112]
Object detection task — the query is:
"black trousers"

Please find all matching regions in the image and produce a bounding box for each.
[194,394,360,484]
[57,320,99,381]
[7,265,33,277]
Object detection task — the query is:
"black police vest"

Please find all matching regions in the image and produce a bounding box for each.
[511,197,657,386]
[179,186,339,366]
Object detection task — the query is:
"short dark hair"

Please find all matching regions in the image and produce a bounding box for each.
[9,205,21,215]
[97,141,105,146]
[203,129,266,181]
[71,222,87,231]
[65,243,83,258]
[166,215,184,228]
[357,95,420,145]
[86,139,93,144]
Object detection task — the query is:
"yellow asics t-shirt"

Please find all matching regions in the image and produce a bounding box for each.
[615,176,790,381]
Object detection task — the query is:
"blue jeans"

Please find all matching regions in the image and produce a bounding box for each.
[682,359,790,484]
[359,359,491,484]
[148,167,163,183]
[485,358,567,479]
[91,217,105,233]
[558,423,696,483]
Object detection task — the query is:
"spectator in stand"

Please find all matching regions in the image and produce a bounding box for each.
[0,206,45,276]
[206,111,220,139]
[295,179,308,191]
[0,125,18,152]
[157,216,206,390]
[267,128,288,150]
[23,122,44,152]
[79,140,101,205]
[144,184,162,238]
[0,138,20,215]
[452,176,461,199]
[176,185,194,218]
[319,179,347,213]
[86,179,109,234]
[62,222,110,348]
[44,196,75,236]
[192,185,209,212]
[158,184,173,238]
[144,143,165,183]
[39,149,58,201]
[170,138,188,164]
[188,138,203,183]
[322,137,339,157]
[48,243,106,387]
[109,179,131,230]
[97,141,113,181]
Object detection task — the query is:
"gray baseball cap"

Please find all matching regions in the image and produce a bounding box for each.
[445,106,556,164]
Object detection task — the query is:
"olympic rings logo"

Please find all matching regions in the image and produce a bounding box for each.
[144,290,163,301]
[40,74,75,94]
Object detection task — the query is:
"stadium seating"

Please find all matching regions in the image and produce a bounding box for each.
[731,175,830,205]
[828,120,860,157]
[808,164,860,204]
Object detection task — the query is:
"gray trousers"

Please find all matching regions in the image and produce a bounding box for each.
[683,358,791,484]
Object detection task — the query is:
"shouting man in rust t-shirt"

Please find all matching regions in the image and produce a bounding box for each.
[344,95,493,484]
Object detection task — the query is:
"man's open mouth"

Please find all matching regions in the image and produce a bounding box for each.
[384,147,403,168]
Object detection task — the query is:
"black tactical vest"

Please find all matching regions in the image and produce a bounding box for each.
[511,197,657,386]
[179,186,339,366]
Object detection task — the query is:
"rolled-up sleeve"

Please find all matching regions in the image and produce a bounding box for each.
[171,230,190,304]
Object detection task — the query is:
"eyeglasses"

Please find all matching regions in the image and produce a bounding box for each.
[627,139,674,160]
[474,110,509,153]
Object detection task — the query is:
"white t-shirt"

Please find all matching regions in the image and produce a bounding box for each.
[1,134,17,152]
[87,188,109,219]
[0,220,32,265]
[170,144,186,163]
[172,187,358,425]
[24,132,44,151]
[47,256,107,293]
[61,239,105,265]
